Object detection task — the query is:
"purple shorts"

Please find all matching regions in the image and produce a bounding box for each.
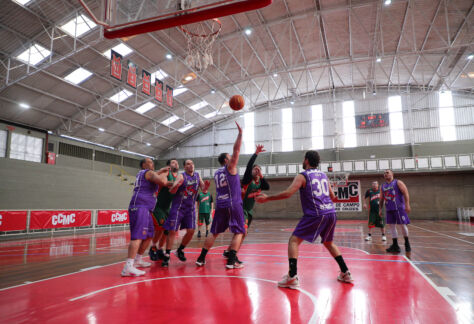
[386,209,410,224]
[163,209,196,231]
[129,207,154,240]
[292,213,337,243]
[211,205,246,235]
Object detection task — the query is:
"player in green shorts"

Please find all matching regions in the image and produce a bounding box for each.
[223,144,269,261]
[196,189,213,238]
[364,181,386,242]
[149,159,178,261]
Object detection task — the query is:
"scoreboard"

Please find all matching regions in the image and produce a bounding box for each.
[355,113,389,129]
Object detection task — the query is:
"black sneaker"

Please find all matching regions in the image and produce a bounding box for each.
[157,249,165,260]
[148,246,158,261]
[405,243,411,252]
[176,249,186,262]
[235,256,244,264]
[223,250,230,259]
[196,257,206,267]
[197,231,201,238]
[386,244,401,253]
[161,254,170,267]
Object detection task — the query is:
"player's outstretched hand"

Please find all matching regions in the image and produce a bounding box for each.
[157,166,171,175]
[255,144,265,155]
[235,121,242,134]
[255,193,268,203]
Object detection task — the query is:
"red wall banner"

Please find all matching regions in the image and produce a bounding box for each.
[0,211,27,231]
[30,210,91,229]
[97,210,129,225]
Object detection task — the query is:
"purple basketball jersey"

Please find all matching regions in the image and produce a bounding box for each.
[381,179,405,211]
[214,166,242,209]
[169,172,200,215]
[299,169,335,216]
[129,169,159,210]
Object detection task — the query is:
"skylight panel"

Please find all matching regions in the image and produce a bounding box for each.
[109,89,133,103]
[102,43,133,58]
[64,67,92,85]
[60,14,97,38]
[135,102,156,114]
[16,43,51,66]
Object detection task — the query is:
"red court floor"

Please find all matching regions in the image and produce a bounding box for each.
[0,220,472,323]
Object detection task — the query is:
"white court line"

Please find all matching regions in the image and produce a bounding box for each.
[404,256,471,324]
[0,245,230,291]
[68,275,319,324]
[409,225,474,245]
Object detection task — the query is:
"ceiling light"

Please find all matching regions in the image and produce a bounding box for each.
[109,89,133,103]
[372,90,377,96]
[384,0,392,5]
[64,67,93,84]
[102,43,133,58]
[19,102,30,109]
[189,101,208,111]
[61,134,114,150]
[119,149,153,158]
[98,128,105,132]
[467,72,474,78]
[16,43,51,66]
[178,124,194,133]
[146,142,151,146]
[273,73,278,77]
[47,130,53,134]
[173,86,188,96]
[290,100,295,105]
[166,53,173,60]
[244,28,252,36]
[135,102,156,114]
[161,115,179,126]
[60,14,97,38]
[210,89,216,94]
[467,54,474,60]
[185,75,193,81]
[376,57,382,62]
[204,111,219,119]
[13,0,33,6]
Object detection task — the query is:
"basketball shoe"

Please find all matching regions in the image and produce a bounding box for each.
[337,271,354,283]
[121,264,145,277]
[278,274,300,289]
[148,246,159,261]
[365,235,372,241]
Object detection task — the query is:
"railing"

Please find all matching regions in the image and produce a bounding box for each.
[195,153,474,179]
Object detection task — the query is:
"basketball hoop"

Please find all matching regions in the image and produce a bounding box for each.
[179,18,221,72]
[329,172,350,188]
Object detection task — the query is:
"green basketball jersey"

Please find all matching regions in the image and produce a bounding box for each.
[243,180,261,211]
[155,172,177,210]
[197,192,213,214]
[366,189,381,212]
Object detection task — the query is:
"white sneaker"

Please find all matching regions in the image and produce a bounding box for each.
[382,235,387,241]
[121,264,145,277]
[365,235,372,241]
[337,271,354,283]
[278,274,300,289]
[226,262,245,269]
[134,260,152,268]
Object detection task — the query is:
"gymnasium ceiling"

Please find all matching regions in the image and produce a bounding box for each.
[0,0,473,157]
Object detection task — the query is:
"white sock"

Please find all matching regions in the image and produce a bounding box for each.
[400,224,409,237]
[134,254,142,263]
[390,224,398,238]
[126,258,134,267]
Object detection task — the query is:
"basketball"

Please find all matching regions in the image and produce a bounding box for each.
[229,95,245,111]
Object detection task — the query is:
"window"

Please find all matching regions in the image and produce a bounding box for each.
[243,112,255,154]
[343,101,356,148]
[60,14,97,38]
[16,43,51,66]
[109,89,133,104]
[281,108,293,152]
[388,96,405,144]
[311,105,324,149]
[64,67,93,85]
[9,133,43,162]
[439,91,456,141]
[0,130,7,157]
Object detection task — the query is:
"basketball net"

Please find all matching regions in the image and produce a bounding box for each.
[329,172,350,188]
[179,18,221,72]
